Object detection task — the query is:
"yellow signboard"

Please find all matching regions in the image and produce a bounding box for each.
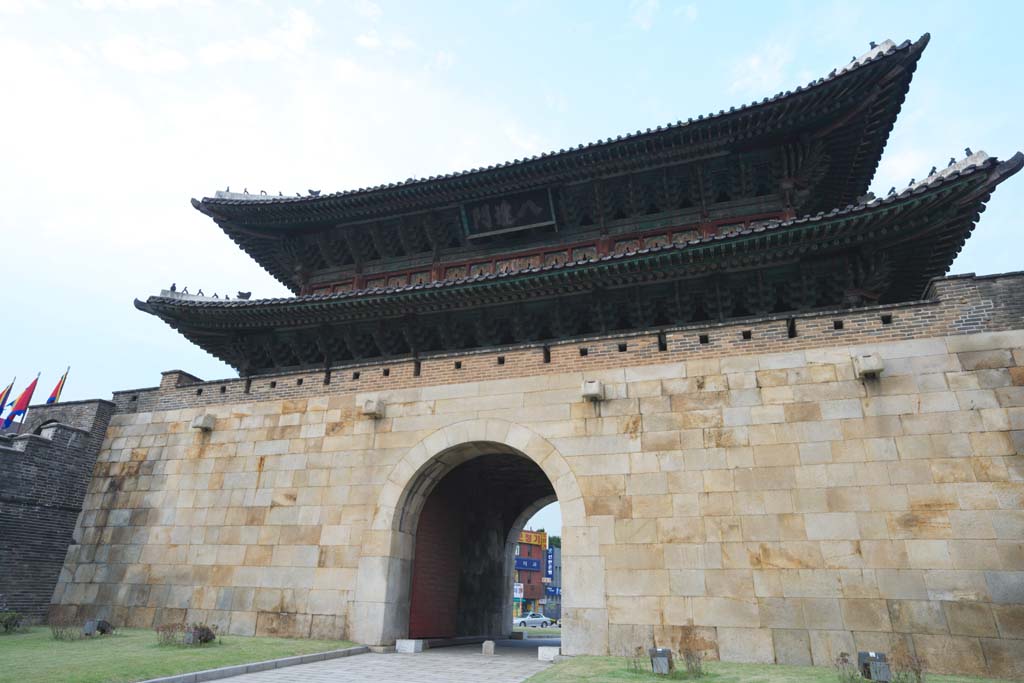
[519,530,547,547]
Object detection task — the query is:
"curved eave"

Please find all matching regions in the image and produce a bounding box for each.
[196,36,927,229]
[196,36,929,293]
[146,151,1021,339]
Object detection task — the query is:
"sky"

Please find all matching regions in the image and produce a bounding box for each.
[2,1,1022,539]
[0,0,1021,501]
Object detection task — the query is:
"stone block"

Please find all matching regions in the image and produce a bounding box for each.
[804,512,859,540]
[758,597,803,628]
[992,604,1024,639]
[608,597,661,625]
[888,600,948,634]
[691,597,758,627]
[986,571,1024,603]
[255,611,311,638]
[943,601,997,638]
[717,627,774,663]
[981,637,1024,679]
[911,634,987,676]
[958,350,1013,371]
[396,639,424,653]
[808,629,855,667]
[561,608,608,656]
[607,623,654,655]
[772,628,812,665]
[538,646,560,661]
[801,598,842,630]
[482,640,495,655]
[669,570,706,596]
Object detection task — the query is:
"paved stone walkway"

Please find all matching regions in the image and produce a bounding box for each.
[225,640,555,683]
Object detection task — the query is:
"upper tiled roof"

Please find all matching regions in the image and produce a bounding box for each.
[193,35,929,231]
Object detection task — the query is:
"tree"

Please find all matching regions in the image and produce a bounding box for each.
[548,535,561,548]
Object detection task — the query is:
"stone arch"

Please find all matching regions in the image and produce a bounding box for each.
[349,418,604,654]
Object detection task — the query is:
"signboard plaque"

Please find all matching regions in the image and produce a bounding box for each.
[463,189,556,239]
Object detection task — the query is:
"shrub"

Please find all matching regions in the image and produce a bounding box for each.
[0,611,24,634]
[188,622,218,645]
[157,622,218,647]
[49,615,80,641]
[835,652,863,683]
[155,622,186,646]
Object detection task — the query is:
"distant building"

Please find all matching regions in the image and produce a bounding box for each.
[513,530,546,616]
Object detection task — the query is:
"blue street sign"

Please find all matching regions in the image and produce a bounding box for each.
[545,548,554,578]
[545,586,561,596]
[515,557,541,571]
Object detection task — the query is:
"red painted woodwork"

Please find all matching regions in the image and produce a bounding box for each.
[309,210,790,296]
[408,488,461,638]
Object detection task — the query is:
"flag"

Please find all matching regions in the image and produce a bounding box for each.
[2,374,39,430]
[0,377,13,414]
[46,367,69,404]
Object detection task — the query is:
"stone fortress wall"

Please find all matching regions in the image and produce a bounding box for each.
[51,273,1024,677]
[0,399,115,618]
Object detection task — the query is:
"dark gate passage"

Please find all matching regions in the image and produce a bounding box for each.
[407,452,555,640]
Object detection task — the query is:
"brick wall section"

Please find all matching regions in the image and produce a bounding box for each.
[48,271,1024,677]
[408,485,461,638]
[0,400,114,619]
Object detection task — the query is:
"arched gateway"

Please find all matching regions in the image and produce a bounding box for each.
[349,419,605,655]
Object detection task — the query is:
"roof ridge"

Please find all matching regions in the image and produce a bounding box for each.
[199,34,928,208]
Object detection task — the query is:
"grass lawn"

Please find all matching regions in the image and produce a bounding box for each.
[514,626,563,637]
[525,656,1009,683]
[0,627,357,683]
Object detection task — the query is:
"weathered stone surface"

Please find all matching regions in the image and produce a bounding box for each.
[717,627,774,663]
[38,314,1024,679]
[912,634,987,676]
[888,600,947,634]
[771,628,812,665]
[980,637,1024,679]
[808,629,855,667]
[944,601,998,637]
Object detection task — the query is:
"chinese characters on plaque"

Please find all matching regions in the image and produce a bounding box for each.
[464,189,555,238]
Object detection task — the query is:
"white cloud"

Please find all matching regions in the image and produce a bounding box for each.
[75,0,205,9]
[434,49,455,70]
[728,43,793,96]
[333,57,373,84]
[101,35,190,72]
[349,0,381,20]
[629,0,659,30]
[355,30,381,49]
[198,8,315,65]
[674,3,697,22]
[388,33,415,50]
[356,29,415,51]
[0,0,43,13]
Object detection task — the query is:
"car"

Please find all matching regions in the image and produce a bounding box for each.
[513,612,551,628]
